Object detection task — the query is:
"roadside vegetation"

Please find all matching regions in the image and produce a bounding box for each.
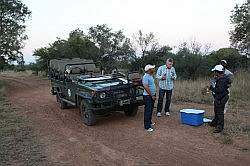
[174,71,250,106]
[0,80,52,165]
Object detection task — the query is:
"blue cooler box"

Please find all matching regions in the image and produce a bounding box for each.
[180,109,205,126]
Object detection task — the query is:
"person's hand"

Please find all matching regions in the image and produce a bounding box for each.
[162,75,166,80]
[171,76,175,80]
[152,96,156,100]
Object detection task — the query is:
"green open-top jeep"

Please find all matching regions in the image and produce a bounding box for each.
[49,58,144,126]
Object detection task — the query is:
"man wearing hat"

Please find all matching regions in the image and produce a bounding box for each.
[220,60,234,113]
[209,65,231,133]
[143,64,156,132]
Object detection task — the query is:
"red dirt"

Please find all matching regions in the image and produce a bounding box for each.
[1,74,249,166]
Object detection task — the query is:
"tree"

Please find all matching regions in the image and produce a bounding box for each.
[174,42,209,79]
[34,26,135,72]
[133,30,157,57]
[68,29,100,61]
[230,1,250,56]
[129,45,174,72]
[88,24,135,72]
[16,55,25,71]
[208,48,246,70]
[34,29,100,72]
[0,0,31,62]
[0,55,7,71]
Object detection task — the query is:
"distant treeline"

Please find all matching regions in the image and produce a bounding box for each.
[1,24,249,79]
[1,1,249,79]
[23,24,247,79]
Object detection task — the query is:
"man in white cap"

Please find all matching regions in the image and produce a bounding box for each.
[209,65,231,133]
[143,64,156,132]
[220,60,234,113]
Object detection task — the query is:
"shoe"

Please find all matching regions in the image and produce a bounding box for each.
[146,128,154,132]
[157,112,162,117]
[213,128,222,133]
[166,112,170,116]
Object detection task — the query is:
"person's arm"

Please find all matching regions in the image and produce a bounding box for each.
[143,77,156,100]
[156,66,163,80]
[143,84,152,96]
[171,67,177,80]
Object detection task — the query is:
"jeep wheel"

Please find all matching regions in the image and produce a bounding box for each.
[124,105,138,117]
[57,94,67,109]
[56,93,59,102]
[80,100,96,126]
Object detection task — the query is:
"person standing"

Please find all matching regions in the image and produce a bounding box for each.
[156,58,177,117]
[142,64,156,132]
[209,65,231,133]
[220,60,234,113]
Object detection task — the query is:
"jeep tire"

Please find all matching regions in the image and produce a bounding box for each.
[124,105,138,117]
[80,100,96,126]
[57,94,67,109]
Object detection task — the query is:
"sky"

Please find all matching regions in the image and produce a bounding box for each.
[21,0,245,63]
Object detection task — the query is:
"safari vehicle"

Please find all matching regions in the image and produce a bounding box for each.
[48,58,144,126]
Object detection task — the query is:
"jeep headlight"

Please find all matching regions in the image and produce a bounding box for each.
[99,92,106,99]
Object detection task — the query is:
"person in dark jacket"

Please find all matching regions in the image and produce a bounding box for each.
[209,65,230,133]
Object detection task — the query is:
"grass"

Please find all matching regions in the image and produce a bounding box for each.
[0,80,52,166]
[173,71,250,107]
[230,71,250,107]
[172,71,250,145]
[173,77,213,104]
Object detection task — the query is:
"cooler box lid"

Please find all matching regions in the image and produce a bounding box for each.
[180,109,205,114]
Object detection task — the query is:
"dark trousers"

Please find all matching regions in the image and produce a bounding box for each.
[211,96,229,131]
[143,95,155,129]
[157,89,172,113]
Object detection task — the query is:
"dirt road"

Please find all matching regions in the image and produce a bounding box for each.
[1,73,249,166]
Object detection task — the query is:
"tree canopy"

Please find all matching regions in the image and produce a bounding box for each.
[0,0,31,63]
[33,24,249,78]
[34,25,136,73]
[230,1,250,56]
[34,31,100,72]
[88,24,135,71]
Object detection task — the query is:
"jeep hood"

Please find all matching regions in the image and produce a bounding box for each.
[78,75,128,90]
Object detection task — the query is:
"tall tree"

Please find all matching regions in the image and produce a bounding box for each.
[0,0,31,62]
[133,30,157,57]
[230,1,250,56]
[88,24,135,71]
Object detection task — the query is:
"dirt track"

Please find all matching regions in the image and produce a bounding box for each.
[1,74,249,166]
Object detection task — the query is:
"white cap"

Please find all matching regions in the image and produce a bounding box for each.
[212,65,224,72]
[221,60,227,64]
[144,64,155,72]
